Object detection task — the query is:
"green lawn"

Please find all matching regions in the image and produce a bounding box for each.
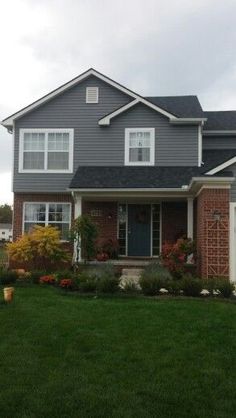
[1,286,236,418]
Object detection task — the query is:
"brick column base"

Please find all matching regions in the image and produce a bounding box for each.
[196,188,229,278]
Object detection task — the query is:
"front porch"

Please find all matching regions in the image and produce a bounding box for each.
[73,185,231,279]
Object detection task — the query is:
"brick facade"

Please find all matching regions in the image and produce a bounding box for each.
[161,201,187,244]
[82,201,118,244]
[13,193,74,240]
[196,188,230,278]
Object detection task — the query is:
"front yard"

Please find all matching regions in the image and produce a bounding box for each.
[1,286,236,418]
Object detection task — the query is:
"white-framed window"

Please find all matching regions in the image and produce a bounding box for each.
[19,129,74,173]
[23,202,71,240]
[86,87,99,103]
[125,128,155,166]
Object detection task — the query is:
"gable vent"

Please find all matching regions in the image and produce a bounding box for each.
[86,87,99,103]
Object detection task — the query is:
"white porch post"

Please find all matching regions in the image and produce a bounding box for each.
[187,197,194,239]
[73,193,82,263]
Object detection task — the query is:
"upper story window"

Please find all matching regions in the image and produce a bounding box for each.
[19,129,74,173]
[86,87,99,103]
[125,128,155,166]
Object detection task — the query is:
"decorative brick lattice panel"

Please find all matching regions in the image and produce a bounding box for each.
[206,220,229,277]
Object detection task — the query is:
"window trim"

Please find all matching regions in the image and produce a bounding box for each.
[86,87,99,103]
[124,128,155,166]
[22,202,72,241]
[19,128,74,173]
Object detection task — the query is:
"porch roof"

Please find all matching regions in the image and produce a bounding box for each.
[70,166,232,190]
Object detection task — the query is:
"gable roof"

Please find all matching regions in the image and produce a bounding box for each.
[2,68,207,128]
[203,111,236,132]
[2,68,179,128]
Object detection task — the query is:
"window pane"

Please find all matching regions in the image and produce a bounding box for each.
[24,222,45,233]
[47,152,69,170]
[48,204,70,222]
[48,133,69,151]
[24,203,46,222]
[129,148,150,162]
[23,152,44,169]
[48,223,69,240]
[23,133,45,151]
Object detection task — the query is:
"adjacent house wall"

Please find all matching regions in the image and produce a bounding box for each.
[13,75,199,193]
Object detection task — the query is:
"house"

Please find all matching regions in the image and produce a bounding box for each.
[0,223,12,242]
[2,68,236,279]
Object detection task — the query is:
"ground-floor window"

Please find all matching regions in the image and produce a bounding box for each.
[23,202,71,240]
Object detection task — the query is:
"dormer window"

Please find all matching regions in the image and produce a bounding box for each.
[125,128,155,166]
[86,87,99,103]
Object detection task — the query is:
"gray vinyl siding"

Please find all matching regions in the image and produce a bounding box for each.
[14,75,199,193]
[203,136,236,149]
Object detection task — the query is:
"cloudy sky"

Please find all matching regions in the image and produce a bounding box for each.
[1,0,236,204]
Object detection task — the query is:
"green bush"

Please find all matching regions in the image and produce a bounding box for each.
[54,269,75,281]
[217,278,234,298]
[97,276,119,293]
[181,276,202,297]
[77,273,97,292]
[0,270,18,285]
[166,280,182,295]
[203,277,219,296]
[139,262,171,296]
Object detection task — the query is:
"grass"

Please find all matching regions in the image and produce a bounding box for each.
[1,286,236,418]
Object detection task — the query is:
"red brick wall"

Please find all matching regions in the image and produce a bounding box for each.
[196,188,229,278]
[13,193,74,240]
[162,201,187,245]
[82,201,118,244]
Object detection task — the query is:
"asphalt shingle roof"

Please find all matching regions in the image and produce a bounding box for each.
[145,96,204,118]
[70,149,235,189]
[204,111,236,130]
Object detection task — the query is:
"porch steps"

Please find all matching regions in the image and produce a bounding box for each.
[120,268,144,281]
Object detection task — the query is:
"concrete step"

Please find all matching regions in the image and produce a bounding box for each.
[121,268,144,277]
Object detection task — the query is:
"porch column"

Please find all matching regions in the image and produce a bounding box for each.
[73,194,82,263]
[187,198,194,239]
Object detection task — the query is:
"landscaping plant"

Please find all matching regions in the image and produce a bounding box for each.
[217,278,235,298]
[161,238,195,278]
[71,215,98,264]
[139,263,172,295]
[0,269,18,286]
[181,276,202,297]
[7,226,69,270]
[39,275,56,285]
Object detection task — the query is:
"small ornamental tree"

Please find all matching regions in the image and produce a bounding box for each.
[70,215,98,264]
[161,238,196,278]
[7,225,69,270]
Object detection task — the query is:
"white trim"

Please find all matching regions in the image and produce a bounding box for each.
[19,128,74,173]
[169,118,207,125]
[198,125,202,167]
[187,198,194,239]
[2,69,178,127]
[230,202,236,282]
[205,156,236,175]
[86,87,99,103]
[22,201,72,240]
[124,128,155,166]
[195,184,231,198]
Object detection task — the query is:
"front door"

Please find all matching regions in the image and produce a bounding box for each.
[128,204,151,256]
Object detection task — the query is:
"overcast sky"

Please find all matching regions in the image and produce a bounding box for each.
[1,0,236,204]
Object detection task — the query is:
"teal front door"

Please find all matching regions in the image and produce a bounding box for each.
[128,204,151,256]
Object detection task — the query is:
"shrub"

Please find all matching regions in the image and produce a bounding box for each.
[78,274,97,292]
[203,277,219,296]
[96,238,119,259]
[7,226,70,270]
[97,276,119,293]
[119,277,141,293]
[39,275,56,285]
[71,215,98,264]
[139,276,165,296]
[54,270,75,281]
[166,280,182,295]
[0,270,18,285]
[181,276,202,297]
[217,278,234,298]
[59,279,73,289]
[161,238,195,278]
